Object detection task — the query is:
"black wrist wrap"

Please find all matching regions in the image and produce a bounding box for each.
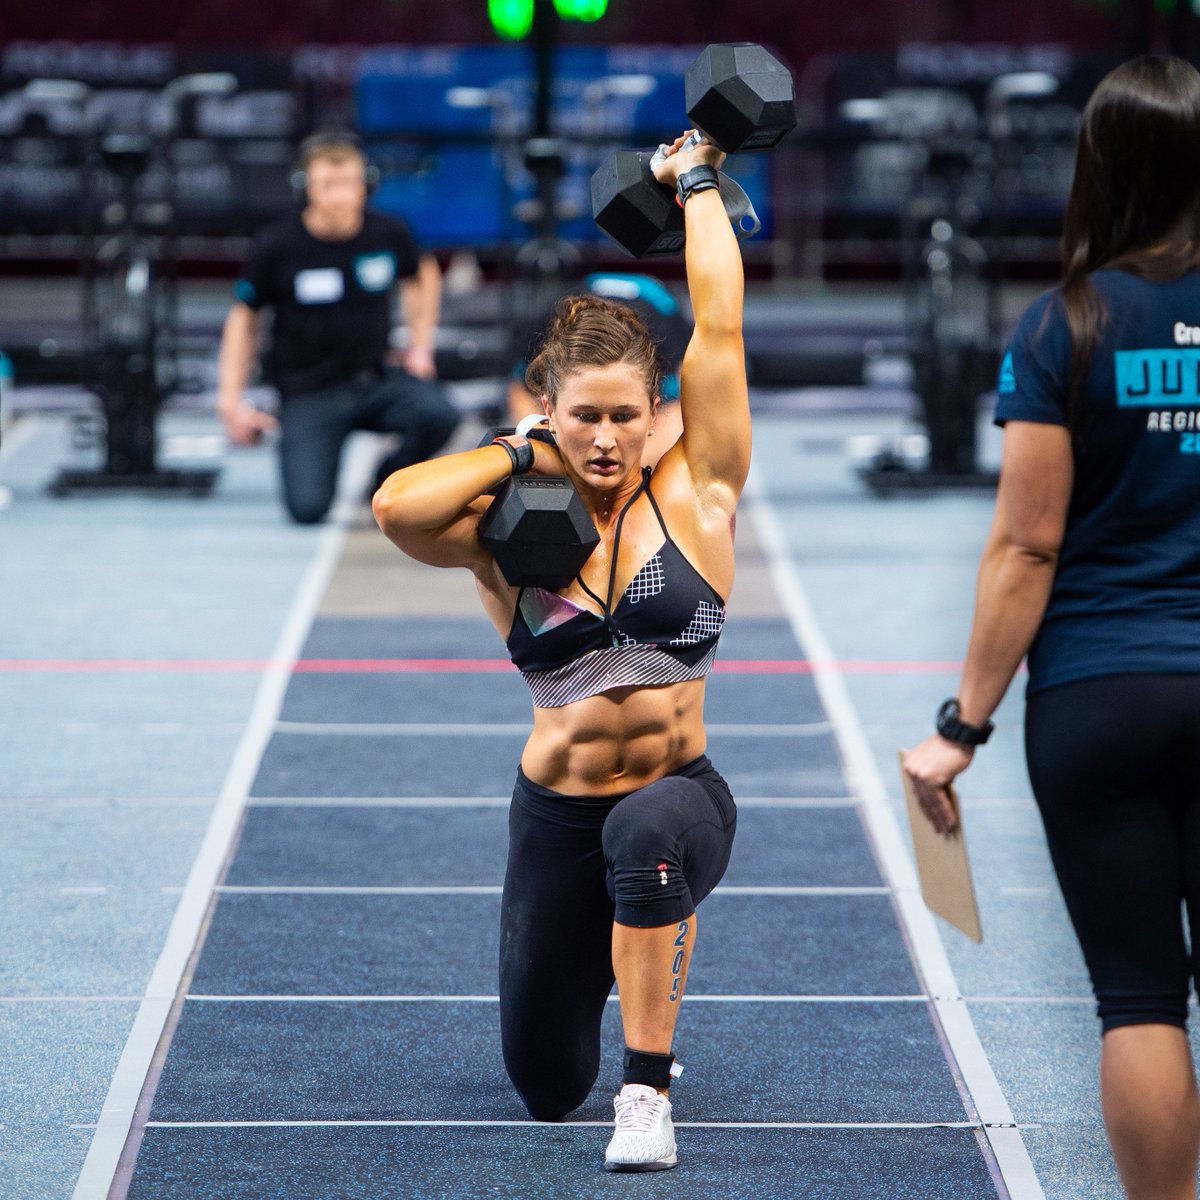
[676,164,720,206]
[623,1046,675,1089]
[493,435,534,475]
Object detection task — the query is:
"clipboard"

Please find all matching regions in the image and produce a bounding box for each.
[897,751,982,943]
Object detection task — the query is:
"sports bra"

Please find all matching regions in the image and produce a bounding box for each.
[506,467,727,708]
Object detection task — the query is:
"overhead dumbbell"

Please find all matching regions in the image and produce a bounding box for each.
[591,42,796,258]
[476,427,600,590]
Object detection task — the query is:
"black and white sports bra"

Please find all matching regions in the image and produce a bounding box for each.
[505,467,727,708]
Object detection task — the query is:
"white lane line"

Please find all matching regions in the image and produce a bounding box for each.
[141,1119,987,1130]
[964,996,1094,1005]
[662,994,926,1003]
[715,885,888,896]
[211,884,888,897]
[242,794,857,808]
[217,885,505,896]
[71,462,369,1200]
[247,796,515,808]
[187,995,505,1003]
[743,467,1044,1200]
[735,795,857,807]
[275,723,532,735]
[182,994,928,1004]
[272,721,834,737]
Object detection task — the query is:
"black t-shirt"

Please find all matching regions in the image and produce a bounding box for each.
[994,269,1200,693]
[235,211,421,396]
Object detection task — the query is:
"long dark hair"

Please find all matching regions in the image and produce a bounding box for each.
[1061,55,1200,411]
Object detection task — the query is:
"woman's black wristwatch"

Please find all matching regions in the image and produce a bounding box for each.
[936,698,993,747]
[676,165,720,207]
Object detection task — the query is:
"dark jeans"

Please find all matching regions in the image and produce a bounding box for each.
[1025,672,1200,1031]
[277,366,458,524]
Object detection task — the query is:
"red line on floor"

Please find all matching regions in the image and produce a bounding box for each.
[0,657,966,674]
[292,658,517,673]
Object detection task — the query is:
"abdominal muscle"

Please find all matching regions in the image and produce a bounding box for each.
[521,677,708,795]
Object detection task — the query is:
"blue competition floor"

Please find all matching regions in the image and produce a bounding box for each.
[119,603,1004,1198]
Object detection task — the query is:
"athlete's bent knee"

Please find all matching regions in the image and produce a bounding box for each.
[602,802,692,927]
[285,498,331,525]
[507,1066,594,1122]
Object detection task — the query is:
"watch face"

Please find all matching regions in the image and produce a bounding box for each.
[937,699,991,746]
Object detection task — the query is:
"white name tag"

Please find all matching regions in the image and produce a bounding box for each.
[294,268,344,304]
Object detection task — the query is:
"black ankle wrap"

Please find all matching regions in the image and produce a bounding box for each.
[622,1047,675,1089]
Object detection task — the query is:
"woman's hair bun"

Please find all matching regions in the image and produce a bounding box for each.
[525,294,663,404]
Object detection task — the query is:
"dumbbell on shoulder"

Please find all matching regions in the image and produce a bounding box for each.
[476,424,599,590]
[591,42,796,258]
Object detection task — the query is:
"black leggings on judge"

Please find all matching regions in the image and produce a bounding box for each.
[1025,673,1200,1032]
[499,754,736,1121]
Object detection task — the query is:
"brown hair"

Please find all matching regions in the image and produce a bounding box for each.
[298,131,366,172]
[1060,55,1200,419]
[525,294,662,405]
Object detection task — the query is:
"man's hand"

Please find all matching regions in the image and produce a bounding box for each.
[902,737,974,835]
[220,400,278,446]
[400,344,437,380]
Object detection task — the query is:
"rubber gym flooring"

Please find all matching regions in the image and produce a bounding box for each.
[3,400,1195,1198]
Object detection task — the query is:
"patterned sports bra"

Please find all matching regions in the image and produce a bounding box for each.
[505,467,727,708]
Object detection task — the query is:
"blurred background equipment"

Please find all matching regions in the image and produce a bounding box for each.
[48,72,236,494]
[1,0,1194,498]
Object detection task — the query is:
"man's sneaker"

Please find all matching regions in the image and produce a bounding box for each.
[603,1083,677,1172]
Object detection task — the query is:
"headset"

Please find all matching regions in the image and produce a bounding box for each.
[289,129,381,199]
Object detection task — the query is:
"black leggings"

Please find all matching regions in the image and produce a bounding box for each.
[499,754,736,1120]
[1025,673,1200,1032]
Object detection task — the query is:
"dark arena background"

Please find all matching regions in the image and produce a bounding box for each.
[3,2,1199,1199]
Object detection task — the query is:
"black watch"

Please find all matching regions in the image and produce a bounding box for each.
[936,698,993,747]
[676,164,720,206]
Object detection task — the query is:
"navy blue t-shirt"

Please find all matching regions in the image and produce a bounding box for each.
[994,269,1200,693]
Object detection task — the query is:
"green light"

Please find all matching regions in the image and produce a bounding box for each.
[554,0,608,21]
[489,0,533,39]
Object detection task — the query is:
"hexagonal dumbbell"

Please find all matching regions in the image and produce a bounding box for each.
[684,42,798,153]
[478,475,600,590]
[591,42,796,258]
[590,149,687,257]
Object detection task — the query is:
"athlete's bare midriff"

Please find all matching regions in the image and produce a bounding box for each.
[521,677,708,794]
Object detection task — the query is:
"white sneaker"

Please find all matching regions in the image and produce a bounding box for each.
[603,1083,678,1172]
